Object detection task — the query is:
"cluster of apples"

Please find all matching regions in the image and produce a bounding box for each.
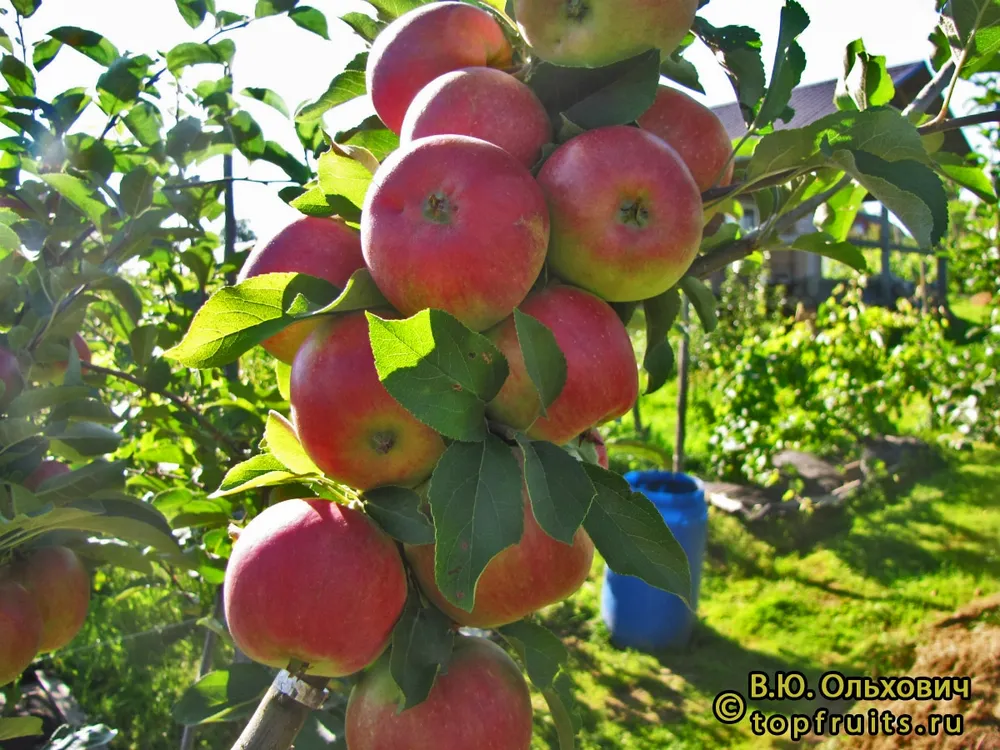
[0,463,91,688]
[224,0,734,746]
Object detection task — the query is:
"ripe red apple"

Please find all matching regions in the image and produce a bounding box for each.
[485,285,639,445]
[637,85,735,193]
[7,546,90,653]
[515,0,696,68]
[237,216,365,364]
[537,125,703,302]
[290,312,446,491]
[367,2,514,134]
[405,476,595,628]
[346,635,533,750]
[224,499,407,677]
[23,460,72,492]
[0,581,42,687]
[0,344,23,410]
[362,135,550,331]
[400,67,553,169]
[30,333,92,385]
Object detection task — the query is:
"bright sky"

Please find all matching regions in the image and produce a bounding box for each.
[5,0,979,244]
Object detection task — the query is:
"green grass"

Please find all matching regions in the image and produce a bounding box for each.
[950,296,993,327]
[530,445,1000,748]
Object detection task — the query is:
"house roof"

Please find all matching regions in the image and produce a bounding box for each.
[710,61,972,155]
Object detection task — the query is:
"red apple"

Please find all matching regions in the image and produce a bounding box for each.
[224,499,407,677]
[367,2,514,134]
[23,460,72,492]
[0,581,42,687]
[30,333,92,385]
[237,216,365,364]
[400,67,553,169]
[405,474,595,628]
[346,635,533,750]
[362,135,549,331]
[485,285,639,445]
[0,344,23,410]
[7,546,90,653]
[290,312,446,491]
[537,126,703,302]
[638,85,735,193]
[515,0,696,68]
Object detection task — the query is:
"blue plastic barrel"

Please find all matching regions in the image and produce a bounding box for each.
[600,471,708,651]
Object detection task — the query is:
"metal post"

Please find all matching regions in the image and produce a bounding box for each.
[673,299,690,474]
[937,255,950,315]
[880,205,892,306]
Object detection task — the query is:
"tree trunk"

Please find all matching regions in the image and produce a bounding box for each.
[231,672,330,750]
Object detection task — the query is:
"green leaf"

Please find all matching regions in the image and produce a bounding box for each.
[643,288,681,395]
[754,0,810,129]
[311,268,388,315]
[517,436,595,545]
[255,0,298,17]
[129,325,158,367]
[941,0,1000,76]
[212,453,298,497]
[122,101,163,148]
[289,186,338,217]
[693,20,765,124]
[815,179,868,241]
[643,340,675,396]
[32,37,63,71]
[389,588,455,710]
[316,150,372,222]
[90,276,144,324]
[547,672,583,745]
[367,310,509,442]
[172,664,274,725]
[240,87,290,117]
[513,309,566,417]
[363,0,428,21]
[258,141,310,184]
[364,486,434,544]
[62,496,183,556]
[289,6,329,38]
[295,70,366,123]
[0,717,44,741]
[561,49,660,129]
[49,422,123,456]
[339,12,385,43]
[39,173,109,227]
[163,273,338,369]
[428,437,524,611]
[342,126,399,162]
[166,40,235,74]
[1,56,35,97]
[583,464,691,603]
[48,27,120,66]
[499,620,568,689]
[263,410,321,476]
[7,385,94,418]
[174,0,213,27]
[792,232,868,273]
[97,55,150,116]
[11,0,42,17]
[933,151,998,203]
[679,277,717,333]
[836,38,895,111]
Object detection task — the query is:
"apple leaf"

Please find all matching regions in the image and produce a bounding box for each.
[932,151,998,203]
[836,38,895,112]
[173,0,212,27]
[172,664,274,725]
[816,180,868,241]
[791,232,868,273]
[499,620,569,690]
[163,273,338,369]
[241,87,290,117]
[212,453,299,498]
[513,309,566,417]
[643,289,681,396]
[7,385,95,418]
[693,20,765,125]
[390,587,455,711]
[679,277,717,334]
[517,436,594,545]
[262,411,321,476]
[367,310,509,442]
[311,268,388,315]
[0,717,44,741]
[289,186,338,217]
[31,459,127,504]
[288,6,329,38]
[582,464,691,604]
[339,12,385,43]
[940,0,1000,76]
[316,150,371,222]
[364,486,434,544]
[561,49,661,130]
[428,437,524,611]
[753,0,809,130]
[295,70,366,123]
[39,173,109,227]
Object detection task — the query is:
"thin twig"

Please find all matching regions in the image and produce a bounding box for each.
[14,12,27,65]
[903,61,956,118]
[702,168,800,204]
[165,177,295,190]
[918,106,1000,135]
[86,362,246,459]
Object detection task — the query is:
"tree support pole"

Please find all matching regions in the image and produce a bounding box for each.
[673,299,690,475]
[232,671,330,750]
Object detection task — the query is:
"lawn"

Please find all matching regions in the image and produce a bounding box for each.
[530,444,1000,748]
